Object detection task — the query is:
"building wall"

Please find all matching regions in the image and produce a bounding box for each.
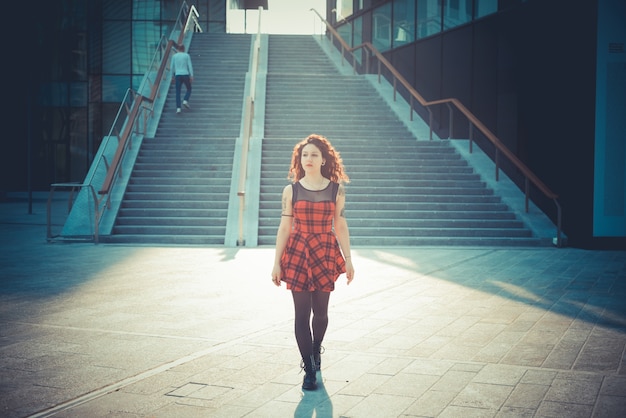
[329,0,622,247]
[593,0,626,241]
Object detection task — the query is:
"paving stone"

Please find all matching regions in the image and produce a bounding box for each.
[535,400,594,417]
[430,370,476,392]
[451,382,514,410]
[374,372,439,398]
[344,393,415,417]
[403,389,457,417]
[338,372,393,396]
[439,404,497,417]
[503,383,549,409]
[520,369,557,386]
[496,406,536,417]
[543,376,601,405]
[593,394,626,417]
[472,363,526,386]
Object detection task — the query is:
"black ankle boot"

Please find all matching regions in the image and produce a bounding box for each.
[301,355,317,391]
[312,341,324,371]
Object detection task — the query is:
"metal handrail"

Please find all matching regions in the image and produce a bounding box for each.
[99,4,201,198]
[137,35,175,102]
[237,6,263,246]
[47,2,202,243]
[310,8,563,247]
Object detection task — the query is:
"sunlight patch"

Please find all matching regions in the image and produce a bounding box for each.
[489,280,543,303]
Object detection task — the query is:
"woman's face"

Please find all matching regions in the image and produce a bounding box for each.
[300,143,325,174]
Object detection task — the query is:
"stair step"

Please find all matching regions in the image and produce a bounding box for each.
[258,236,544,247]
[123,192,229,200]
[102,234,225,245]
[259,218,524,229]
[135,168,231,175]
[121,200,228,210]
[119,208,225,217]
[258,209,517,220]
[115,217,227,226]
[113,225,226,235]
[129,178,231,186]
[125,185,231,193]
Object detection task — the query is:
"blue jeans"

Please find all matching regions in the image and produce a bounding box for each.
[175,75,192,108]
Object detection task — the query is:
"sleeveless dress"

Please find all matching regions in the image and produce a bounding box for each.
[280,181,346,292]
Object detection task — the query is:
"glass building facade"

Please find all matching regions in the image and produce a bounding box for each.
[12,0,226,192]
[334,0,499,53]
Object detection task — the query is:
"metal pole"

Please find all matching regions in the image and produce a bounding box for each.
[27,81,33,214]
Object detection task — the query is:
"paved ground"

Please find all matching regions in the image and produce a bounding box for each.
[1,193,626,417]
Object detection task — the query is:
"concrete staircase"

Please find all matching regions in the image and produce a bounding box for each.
[104,33,252,245]
[257,35,543,246]
[101,33,549,247]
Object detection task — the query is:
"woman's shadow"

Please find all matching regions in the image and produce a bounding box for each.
[294,372,333,418]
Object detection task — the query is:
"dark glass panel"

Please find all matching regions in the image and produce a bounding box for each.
[102,75,130,103]
[475,0,497,18]
[132,21,162,74]
[103,21,131,73]
[443,0,472,30]
[40,83,69,107]
[133,0,160,20]
[372,2,392,52]
[103,0,131,20]
[70,82,88,107]
[69,107,88,181]
[417,0,442,39]
[393,0,416,48]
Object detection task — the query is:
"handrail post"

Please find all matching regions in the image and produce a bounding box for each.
[238,96,253,246]
[495,149,500,181]
[524,178,530,213]
[428,109,433,140]
[236,7,263,246]
[90,185,100,244]
[468,121,473,153]
[554,200,563,247]
[46,186,57,241]
[446,103,453,139]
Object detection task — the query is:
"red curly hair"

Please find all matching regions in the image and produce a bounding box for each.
[287,134,350,184]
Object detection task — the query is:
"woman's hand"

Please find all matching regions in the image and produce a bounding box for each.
[271,264,282,287]
[345,259,355,285]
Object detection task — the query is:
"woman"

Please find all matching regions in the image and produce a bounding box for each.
[271,134,355,391]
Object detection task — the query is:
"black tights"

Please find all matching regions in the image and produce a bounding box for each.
[291,290,330,359]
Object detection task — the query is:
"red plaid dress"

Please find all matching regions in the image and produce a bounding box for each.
[280,181,346,292]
